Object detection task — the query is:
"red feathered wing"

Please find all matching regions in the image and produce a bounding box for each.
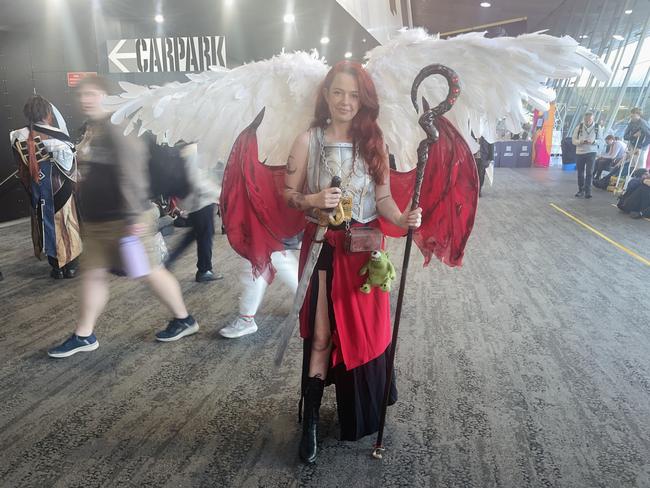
[221,114,478,280]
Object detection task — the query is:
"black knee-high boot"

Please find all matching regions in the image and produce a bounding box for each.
[299,376,325,464]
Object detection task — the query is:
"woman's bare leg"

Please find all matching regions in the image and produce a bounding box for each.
[308,271,332,378]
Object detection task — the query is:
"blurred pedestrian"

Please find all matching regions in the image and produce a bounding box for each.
[47,76,198,358]
[164,144,222,282]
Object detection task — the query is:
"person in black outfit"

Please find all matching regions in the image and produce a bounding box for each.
[624,108,650,153]
[617,169,650,218]
[474,137,493,197]
[164,144,222,282]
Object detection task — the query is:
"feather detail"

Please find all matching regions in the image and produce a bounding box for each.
[104,28,610,174]
[105,51,328,165]
[575,46,612,83]
[366,29,611,168]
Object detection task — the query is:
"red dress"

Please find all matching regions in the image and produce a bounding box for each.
[298,220,391,371]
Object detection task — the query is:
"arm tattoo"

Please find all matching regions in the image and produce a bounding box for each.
[286,155,297,175]
[376,195,391,204]
[288,193,306,209]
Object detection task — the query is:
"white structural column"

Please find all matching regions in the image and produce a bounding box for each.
[335,0,406,44]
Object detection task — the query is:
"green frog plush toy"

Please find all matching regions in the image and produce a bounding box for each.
[359,250,396,293]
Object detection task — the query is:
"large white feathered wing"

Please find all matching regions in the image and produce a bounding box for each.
[365,29,612,168]
[104,51,328,165]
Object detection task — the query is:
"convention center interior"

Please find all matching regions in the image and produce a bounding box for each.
[0,0,648,487]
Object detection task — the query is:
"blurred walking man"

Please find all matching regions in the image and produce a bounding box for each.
[48,76,199,358]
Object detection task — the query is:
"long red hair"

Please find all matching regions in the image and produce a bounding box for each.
[23,96,52,183]
[312,61,387,184]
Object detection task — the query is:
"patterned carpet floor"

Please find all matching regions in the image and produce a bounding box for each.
[0,168,648,488]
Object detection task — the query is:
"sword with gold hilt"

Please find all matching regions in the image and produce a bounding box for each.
[274,175,345,366]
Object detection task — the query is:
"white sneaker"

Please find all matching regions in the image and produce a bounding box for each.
[219,317,258,339]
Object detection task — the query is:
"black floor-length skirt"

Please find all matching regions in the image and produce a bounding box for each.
[301,241,397,442]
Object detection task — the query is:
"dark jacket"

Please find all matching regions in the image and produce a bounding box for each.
[477,137,494,162]
[76,117,150,223]
[617,178,650,213]
[623,118,650,149]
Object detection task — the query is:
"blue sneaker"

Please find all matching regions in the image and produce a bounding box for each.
[155,315,199,342]
[48,333,99,358]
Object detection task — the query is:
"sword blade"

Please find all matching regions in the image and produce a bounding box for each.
[274,226,326,367]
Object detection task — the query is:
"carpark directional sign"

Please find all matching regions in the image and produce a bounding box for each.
[107,36,226,73]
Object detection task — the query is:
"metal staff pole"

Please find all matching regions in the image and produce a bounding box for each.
[613,136,639,196]
[372,64,461,460]
[0,171,19,190]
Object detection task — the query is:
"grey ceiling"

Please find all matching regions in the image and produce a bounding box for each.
[411,0,568,34]
[2,0,649,59]
[0,0,379,65]
[411,0,650,56]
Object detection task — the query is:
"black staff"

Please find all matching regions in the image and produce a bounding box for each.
[372,64,461,460]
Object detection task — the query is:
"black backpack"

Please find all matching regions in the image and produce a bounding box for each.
[147,142,191,199]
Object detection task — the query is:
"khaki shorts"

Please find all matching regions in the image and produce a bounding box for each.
[81,211,160,272]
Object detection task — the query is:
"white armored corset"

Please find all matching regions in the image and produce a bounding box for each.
[306,127,377,223]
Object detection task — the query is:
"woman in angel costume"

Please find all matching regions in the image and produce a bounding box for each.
[10,95,82,279]
[284,61,423,463]
[107,29,610,462]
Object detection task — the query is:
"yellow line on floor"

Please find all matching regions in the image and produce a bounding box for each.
[610,203,650,222]
[550,203,650,266]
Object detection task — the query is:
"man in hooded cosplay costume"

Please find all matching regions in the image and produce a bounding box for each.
[10,96,82,279]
